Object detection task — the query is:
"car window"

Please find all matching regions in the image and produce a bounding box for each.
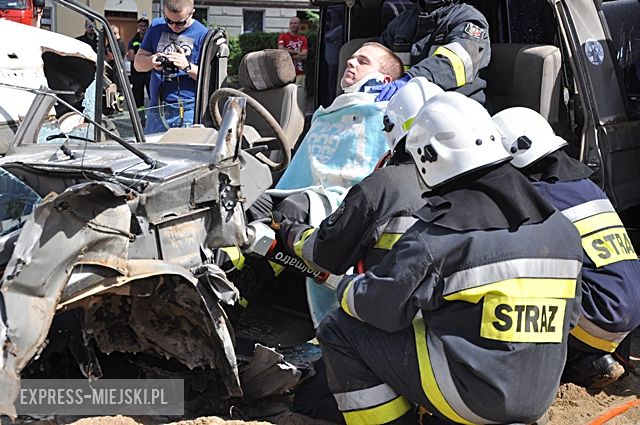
[602,0,640,119]
[381,0,412,28]
[507,0,556,44]
[319,5,344,107]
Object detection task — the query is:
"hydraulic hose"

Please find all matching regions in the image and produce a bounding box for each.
[587,399,640,425]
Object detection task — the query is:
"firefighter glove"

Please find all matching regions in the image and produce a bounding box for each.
[374,73,411,102]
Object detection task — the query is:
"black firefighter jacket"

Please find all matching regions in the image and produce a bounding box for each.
[381,2,491,103]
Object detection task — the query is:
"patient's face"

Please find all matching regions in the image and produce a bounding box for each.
[341,45,387,88]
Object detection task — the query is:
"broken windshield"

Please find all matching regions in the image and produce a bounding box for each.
[0,167,40,236]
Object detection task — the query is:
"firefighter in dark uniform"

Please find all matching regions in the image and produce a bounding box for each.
[316,93,583,424]
[494,107,640,389]
[374,0,491,103]
[275,78,443,276]
[272,79,442,423]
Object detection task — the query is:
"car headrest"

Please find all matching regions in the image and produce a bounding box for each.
[238,49,296,91]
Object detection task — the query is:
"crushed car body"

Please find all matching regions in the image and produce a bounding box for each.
[0,1,281,417]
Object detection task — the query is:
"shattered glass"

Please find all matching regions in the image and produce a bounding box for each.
[0,167,40,236]
[37,79,98,144]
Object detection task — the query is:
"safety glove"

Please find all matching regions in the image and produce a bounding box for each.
[373,73,411,102]
[270,210,297,256]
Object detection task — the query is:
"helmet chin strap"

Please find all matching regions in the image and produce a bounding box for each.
[342,72,386,93]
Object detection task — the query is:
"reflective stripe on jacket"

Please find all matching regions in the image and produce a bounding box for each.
[533,178,640,352]
[337,209,583,423]
[284,161,425,274]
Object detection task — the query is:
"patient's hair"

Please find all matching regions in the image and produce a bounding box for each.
[362,42,404,80]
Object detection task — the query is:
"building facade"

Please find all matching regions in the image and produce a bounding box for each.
[45,0,313,39]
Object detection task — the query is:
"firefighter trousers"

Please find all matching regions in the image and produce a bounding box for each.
[317,309,443,424]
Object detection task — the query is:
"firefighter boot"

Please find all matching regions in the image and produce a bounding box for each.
[562,349,625,388]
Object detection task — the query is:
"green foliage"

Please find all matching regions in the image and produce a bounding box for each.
[227,35,241,82]
[238,32,280,54]
[305,10,320,29]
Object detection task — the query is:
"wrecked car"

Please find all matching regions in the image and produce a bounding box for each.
[4,0,640,419]
[0,0,298,417]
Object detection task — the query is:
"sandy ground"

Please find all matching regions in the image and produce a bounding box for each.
[20,332,640,425]
[62,361,640,425]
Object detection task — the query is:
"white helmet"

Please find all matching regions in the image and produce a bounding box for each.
[405,92,510,188]
[492,107,568,169]
[383,77,444,151]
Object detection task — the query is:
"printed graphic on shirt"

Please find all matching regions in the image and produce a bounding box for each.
[157,32,195,59]
[278,34,306,74]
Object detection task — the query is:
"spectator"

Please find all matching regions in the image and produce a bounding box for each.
[106,24,127,94]
[76,19,97,52]
[134,0,208,133]
[109,25,127,60]
[278,16,308,87]
[127,18,151,109]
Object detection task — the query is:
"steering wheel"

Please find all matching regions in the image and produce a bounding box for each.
[209,88,290,172]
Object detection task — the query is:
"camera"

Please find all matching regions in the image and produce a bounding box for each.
[157,55,178,80]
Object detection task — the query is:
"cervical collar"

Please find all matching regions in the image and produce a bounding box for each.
[342,72,386,93]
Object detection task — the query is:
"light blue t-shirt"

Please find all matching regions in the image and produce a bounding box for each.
[140,18,208,107]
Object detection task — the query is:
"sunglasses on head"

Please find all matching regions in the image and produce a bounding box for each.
[164,12,191,26]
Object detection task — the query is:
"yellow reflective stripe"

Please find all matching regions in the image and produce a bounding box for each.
[433,46,466,87]
[374,233,403,250]
[573,212,624,236]
[342,395,411,425]
[570,325,619,353]
[402,116,415,131]
[221,246,245,270]
[581,229,637,267]
[340,280,356,318]
[413,317,474,424]
[481,295,566,343]
[268,260,285,276]
[294,228,315,259]
[238,297,249,308]
[444,278,576,304]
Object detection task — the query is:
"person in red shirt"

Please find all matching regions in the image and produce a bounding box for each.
[278,16,308,87]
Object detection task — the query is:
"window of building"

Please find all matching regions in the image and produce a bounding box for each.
[243,9,264,33]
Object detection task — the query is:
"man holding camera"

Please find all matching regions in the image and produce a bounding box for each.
[134,0,208,133]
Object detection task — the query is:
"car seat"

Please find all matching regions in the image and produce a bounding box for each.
[235,49,305,154]
[484,43,562,126]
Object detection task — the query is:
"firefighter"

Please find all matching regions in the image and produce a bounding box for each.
[374,0,491,103]
[493,106,640,388]
[273,78,442,423]
[274,77,443,276]
[316,92,583,424]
